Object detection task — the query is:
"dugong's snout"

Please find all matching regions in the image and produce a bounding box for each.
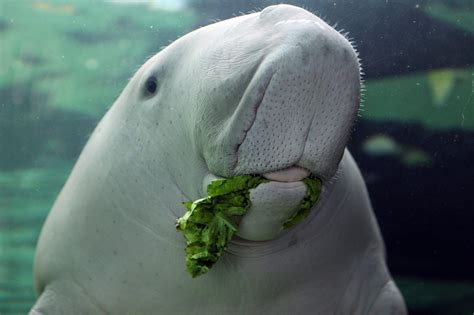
[199,5,361,183]
[191,5,361,241]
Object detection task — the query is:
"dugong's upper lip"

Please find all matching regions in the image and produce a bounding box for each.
[262,166,310,182]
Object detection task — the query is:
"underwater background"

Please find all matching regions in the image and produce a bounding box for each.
[0,0,472,314]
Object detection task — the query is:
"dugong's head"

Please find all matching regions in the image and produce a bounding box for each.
[112,4,360,240]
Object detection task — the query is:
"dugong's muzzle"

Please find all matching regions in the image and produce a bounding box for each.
[194,5,361,240]
[198,5,360,182]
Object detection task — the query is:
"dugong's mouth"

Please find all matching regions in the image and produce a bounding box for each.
[176,167,322,277]
[202,165,315,191]
[261,166,310,183]
[199,166,321,241]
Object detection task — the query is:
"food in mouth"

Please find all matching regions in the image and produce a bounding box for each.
[176,173,322,277]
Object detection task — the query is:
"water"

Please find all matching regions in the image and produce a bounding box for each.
[1,0,473,314]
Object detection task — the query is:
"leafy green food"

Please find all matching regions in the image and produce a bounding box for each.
[176,175,322,278]
[282,177,322,229]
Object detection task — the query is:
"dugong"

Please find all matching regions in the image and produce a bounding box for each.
[31,4,407,314]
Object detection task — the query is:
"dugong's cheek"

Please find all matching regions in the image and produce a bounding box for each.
[236,182,307,241]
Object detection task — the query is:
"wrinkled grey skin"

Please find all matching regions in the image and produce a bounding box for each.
[31,5,406,314]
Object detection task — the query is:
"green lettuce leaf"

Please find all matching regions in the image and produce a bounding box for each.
[282,177,322,228]
[176,175,322,278]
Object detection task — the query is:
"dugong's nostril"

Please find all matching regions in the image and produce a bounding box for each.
[260,4,310,20]
[260,5,278,18]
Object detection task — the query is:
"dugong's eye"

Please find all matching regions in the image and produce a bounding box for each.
[144,76,158,96]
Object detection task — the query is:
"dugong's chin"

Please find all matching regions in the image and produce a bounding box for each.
[201,166,317,241]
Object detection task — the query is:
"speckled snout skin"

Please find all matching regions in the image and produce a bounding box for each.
[31,5,407,314]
